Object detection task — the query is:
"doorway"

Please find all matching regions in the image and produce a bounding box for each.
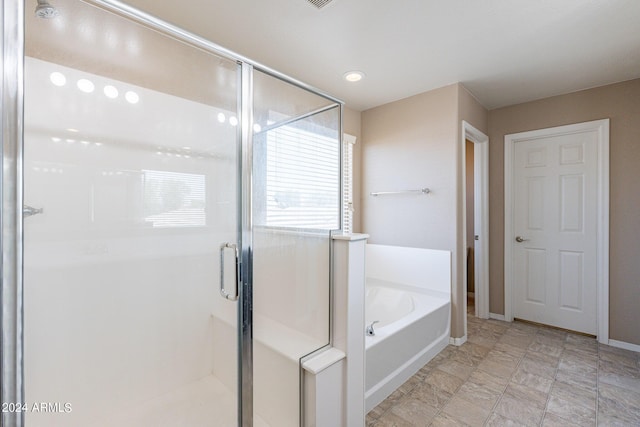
[462,121,489,338]
[504,119,609,342]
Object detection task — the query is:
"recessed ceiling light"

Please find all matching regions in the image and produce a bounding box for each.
[103,85,119,99]
[77,78,95,93]
[49,72,66,87]
[344,71,365,82]
[125,90,140,104]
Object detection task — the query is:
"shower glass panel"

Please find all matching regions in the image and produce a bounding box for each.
[251,70,341,426]
[23,1,240,426]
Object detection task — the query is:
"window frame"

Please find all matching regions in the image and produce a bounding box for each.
[342,133,356,234]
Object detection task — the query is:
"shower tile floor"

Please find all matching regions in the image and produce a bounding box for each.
[92,375,269,427]
[366,298,640,426]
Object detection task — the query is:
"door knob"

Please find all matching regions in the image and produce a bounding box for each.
[515,236,529,243]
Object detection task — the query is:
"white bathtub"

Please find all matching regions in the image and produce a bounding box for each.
[364,245,451,412]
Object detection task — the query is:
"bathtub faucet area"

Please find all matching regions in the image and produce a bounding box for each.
[366,320,380,336]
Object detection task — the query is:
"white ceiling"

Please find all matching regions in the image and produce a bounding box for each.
[116,0,640,111]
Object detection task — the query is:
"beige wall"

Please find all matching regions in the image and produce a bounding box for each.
[360,83,487,338]
[488,78,640,345]
[361,84,458,249]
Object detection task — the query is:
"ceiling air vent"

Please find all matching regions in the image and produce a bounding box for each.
[307,0,333,9]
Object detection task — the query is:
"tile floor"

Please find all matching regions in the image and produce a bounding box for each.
[366,299,640,426]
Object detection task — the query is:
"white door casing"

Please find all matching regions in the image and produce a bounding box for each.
[462,121,489,330]
[473,138,489,320]
[504,119,609,341]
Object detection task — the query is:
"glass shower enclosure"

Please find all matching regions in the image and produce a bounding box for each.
[1,1,342,426]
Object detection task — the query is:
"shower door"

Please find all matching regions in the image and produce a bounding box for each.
[22,1,242,426]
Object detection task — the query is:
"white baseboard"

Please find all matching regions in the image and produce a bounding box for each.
[489,313,506,321]
[608,339,640,353]
[449,335,467,346]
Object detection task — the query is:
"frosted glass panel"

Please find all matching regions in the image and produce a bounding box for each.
[23,1,240,426]
[252,70,340,426]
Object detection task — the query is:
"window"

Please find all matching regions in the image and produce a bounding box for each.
[143,170,206,228]
[259,118,341,230]
[342,134,356,233]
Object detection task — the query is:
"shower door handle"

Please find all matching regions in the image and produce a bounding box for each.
[219,243,239,301]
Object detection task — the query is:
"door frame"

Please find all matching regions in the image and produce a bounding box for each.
[504,119,609,343]
[462,121,490,327]
[1,0,26,424]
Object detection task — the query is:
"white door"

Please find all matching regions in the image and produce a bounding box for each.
[506,121,608,335]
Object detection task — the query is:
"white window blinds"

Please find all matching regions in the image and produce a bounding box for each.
[264,124,340,230]
[143,170,206,228]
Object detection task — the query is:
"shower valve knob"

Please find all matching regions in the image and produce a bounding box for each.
[23,205,44,218]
